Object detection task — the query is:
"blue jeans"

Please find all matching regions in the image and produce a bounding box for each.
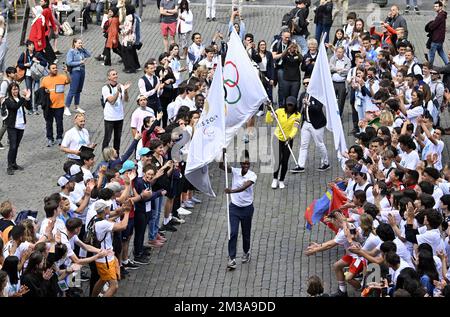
[228,203,254,260]
[148,196,163,241]
[96,2,104,23]
[429,42,449,66]
[24,76,41,111]
[45,107,64,141]
[315,23,331,44]
[65,69,85,107]
[292,34,308,56]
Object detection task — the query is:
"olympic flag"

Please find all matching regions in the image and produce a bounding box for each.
[306,34,347,157]
[185,60,226,197]
[224,29,268,145]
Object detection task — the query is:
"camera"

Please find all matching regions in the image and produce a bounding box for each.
[349,228,356,235]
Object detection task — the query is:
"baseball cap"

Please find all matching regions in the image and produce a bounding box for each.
[285,96,297,105]
[119,160,136,174]
[94,199,111,213]
[370,34,381,41]
[105,182,124,193]
[57,176,70,187]
[352,163,363,174]
[138,147,152,157]
[69,164,82,176]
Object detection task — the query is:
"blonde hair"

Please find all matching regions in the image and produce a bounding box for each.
[102,147,116,161]
[360,213,374,236]
[21,219,37,243]
[380,110,393,126]
[0,200,13,218]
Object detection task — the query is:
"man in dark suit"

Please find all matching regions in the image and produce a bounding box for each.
[291,77,329,173]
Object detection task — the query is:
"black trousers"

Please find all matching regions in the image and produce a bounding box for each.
[121,45,139,71]
[7,128,24,168]
[102,119,123,154]
[349,88,359,130]
[273,138,293,182]
[104,45,122,66]
[43,36,57,64]
[333,81,347,117]
[133,210,150,257]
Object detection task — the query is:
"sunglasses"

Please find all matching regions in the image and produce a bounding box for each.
[303,82,310,85]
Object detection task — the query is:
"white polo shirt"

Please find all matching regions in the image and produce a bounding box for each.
[230,167,257,207]
[103,84,125,121]
[416,228,445,256]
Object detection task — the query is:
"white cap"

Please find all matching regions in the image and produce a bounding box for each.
[57,176,69,187]
[94,199,112,213]
[69,164,82,176]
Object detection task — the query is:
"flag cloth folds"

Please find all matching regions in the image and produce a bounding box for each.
[224,29,268,145]
[306,34,347,156]
[304,182,348,233]
[185,61,226,197]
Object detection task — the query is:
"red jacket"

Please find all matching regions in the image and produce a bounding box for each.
[42,7,57,36]
[28,17,46,51]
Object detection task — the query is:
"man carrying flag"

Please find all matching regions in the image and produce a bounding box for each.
[306,32,347,160]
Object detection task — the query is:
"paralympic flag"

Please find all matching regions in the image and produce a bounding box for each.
[185,61,226,197]
[224,29,268,145]
[307,34,347,157]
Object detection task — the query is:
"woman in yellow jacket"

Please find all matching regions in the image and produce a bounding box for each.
[266,96,301,189]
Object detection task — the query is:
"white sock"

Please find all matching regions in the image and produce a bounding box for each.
[338,281,347,292]
[163,217,171,225]
[122,259,129,265]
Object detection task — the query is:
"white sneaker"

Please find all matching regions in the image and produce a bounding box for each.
[64,107,71,116]
[271,179,278,189]
[256,110,264,117]
[183,201,195,208]
[75,107,85,113]
[177,207,192,215]
[279,181,285,189]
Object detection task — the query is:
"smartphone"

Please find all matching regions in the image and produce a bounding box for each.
[58,280,69,292]
[424,53,429,62]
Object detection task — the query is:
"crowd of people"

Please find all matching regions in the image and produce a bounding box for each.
[1,0,450,298]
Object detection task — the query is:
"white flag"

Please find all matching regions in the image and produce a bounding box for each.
[307,35,347,156]
[224,29,268,145]
[185,61,226,197]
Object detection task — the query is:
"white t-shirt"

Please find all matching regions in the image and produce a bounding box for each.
[130,106,155,133]
[61,127,91,160]
[362,232,382,252]
[406,105,424,130]
[230,167,257,207]
[379,208,402,225]
[103,84,125,121]
[82,167,94,182]
[60,232,80,261]
[399,150,420,170]
[15,105,25,130]
[392,258,413,285]
[416,228,445,256]
[2,240,31,259]
[94,219,114,263]
[421,138,444,171]
[378,237,413,267]
[432,185,444,209]
[354,181,374,204]
[39,217,66,237]
[181,96,196,111]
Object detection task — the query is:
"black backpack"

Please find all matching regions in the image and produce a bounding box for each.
[281,8,302,34]
[84,216,108,249]
[353,183,373,193]
[100,84,112,109]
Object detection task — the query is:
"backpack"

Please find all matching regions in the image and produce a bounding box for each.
[61,21,73,36]
[100,84,112,108]
[84,216,108,249]
[0,80,8,120]
[15,210,38,224]
[353,183,373,193]
[281,9,302,34]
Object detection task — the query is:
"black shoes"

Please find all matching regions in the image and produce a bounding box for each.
[7,168,14,175]
[160,223,177,232]
[318,164,330,171]
[290,166,305,173]
[12,164,24,171]
[331,289,348,297]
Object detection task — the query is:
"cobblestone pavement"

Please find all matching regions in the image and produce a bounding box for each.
[0,1,449,296]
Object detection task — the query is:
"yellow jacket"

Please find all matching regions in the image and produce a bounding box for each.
[266,108,301,142]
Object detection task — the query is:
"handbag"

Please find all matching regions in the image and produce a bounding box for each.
[30,63,48,80]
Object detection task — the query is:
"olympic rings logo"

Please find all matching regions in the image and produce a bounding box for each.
[223,61,242,104]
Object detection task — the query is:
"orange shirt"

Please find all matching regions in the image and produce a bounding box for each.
[41,74,70,109]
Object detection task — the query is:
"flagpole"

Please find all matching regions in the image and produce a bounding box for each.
[267,103,299,166]
[223,148,231,241]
